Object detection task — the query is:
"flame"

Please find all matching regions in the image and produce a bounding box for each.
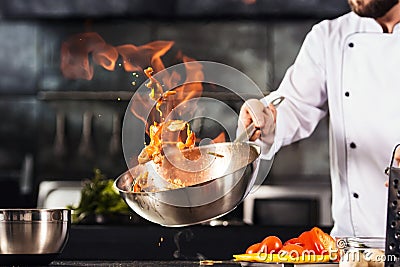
[173,55,204,106]
[92,44,118,71]
[141,55,204,124]
[130,55,205,130]
[60,32,118,80]
[60,37,175,126]
[60,32,222,168]
[116,41,174,73]
[60,33,174,80]
[60,33,204,122]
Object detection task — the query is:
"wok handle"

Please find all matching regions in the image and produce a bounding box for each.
[235,123,257,143]
[235,96,285,142]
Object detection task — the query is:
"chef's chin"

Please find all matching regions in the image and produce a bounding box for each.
[348,0,399,19]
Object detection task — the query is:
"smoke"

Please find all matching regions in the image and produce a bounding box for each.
[173,229,206,260]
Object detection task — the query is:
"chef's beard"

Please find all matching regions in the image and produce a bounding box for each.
[348,0,399,18]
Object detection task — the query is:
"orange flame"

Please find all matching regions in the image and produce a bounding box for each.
[116,41,174,73]
[92,44,118,71]
[60,32,206,127]
[60,32,118,80]
[173,55,204,105]
[60,33,174,80]
[60,32,220,165]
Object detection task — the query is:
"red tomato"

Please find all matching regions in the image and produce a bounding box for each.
[297,227,336,255]
[297,231,316,251]
[246,243,261,254]
[298,231,310,241]
[309,227,336,255]
[280,244,305,258]
[260,236,282,253]
[283,237,304,246]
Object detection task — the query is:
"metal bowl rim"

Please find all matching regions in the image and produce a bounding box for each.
[0,209,71,222]
[115,142,261,194]
[0,208,70,212]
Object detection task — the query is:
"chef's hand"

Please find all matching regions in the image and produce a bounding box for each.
[238,99,277,141]
[384,146,400,187]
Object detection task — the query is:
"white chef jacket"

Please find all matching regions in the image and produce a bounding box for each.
[262,11,400,237]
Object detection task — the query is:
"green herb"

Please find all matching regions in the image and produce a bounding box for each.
[67,168,131,223]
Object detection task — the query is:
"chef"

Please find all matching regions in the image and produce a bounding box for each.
[239,0,400,237]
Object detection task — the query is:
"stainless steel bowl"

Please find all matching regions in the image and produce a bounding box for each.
[115,143,261,227]
[0,209,71,265]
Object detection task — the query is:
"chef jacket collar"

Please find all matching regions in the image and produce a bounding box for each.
[350,11,400,33]
[393,23,400,33]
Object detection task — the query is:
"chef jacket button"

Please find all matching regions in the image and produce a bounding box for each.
[349,42,354,48]
[353,192,359,198]
[345,91,350,97]
[396,232,400,240]
[350,142,356,149]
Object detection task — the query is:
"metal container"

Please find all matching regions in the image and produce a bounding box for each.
[0,208,71,265]
[335,237,386,267]
[115,142,261,226]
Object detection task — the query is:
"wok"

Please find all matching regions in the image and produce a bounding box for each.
[114,96,283,226]
[114,142,261,226]
[128,96,284,192]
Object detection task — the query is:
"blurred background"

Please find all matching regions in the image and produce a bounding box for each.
[0,0,349,227]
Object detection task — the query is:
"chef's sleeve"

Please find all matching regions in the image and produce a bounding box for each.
[260,22,329,159]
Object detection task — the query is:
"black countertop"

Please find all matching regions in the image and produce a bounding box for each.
[57,224,332,261]
[50,260,240,267]
[0,225,333,266]
[49,262,339,267]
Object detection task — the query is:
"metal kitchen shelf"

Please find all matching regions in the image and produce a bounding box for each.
[37,91,267,101]
[37,91,134,101]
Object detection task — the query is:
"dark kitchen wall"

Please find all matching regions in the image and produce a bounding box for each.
[0,0,349,207]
